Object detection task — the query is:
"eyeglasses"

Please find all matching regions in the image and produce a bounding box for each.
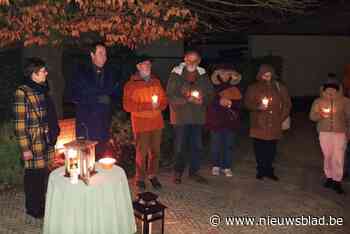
[37,67,48,74]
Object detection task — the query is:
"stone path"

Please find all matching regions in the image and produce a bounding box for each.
[0,113,349,234]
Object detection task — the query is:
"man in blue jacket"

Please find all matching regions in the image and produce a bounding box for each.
[70,42,119,159]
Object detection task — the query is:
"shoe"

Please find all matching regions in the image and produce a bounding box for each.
[189,173,208,184]
[173,172,182,184]
[323,178,333,189]
[266,174,279,181]
[212,167,220,176]
[222,169,233,177]
[256,173,264,180]
[136,180,146,190]
[25,214,43,225]
[149,177,162,190]
[333,181,346,195]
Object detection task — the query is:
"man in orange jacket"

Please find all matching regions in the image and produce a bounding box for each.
[123,56,167,190]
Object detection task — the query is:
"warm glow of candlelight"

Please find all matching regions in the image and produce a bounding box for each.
[67,149,77,158]
[262,97,269,106]
[151,95,158,104]
[191,90,199,98]
[322,107,331,113]
[99,157,116,169]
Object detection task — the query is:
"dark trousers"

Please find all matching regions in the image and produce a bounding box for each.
[253,138,277,176]
[24,167,49,218]
[173,124,203,176]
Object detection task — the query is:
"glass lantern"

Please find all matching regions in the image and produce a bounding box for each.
[64,139,98,184]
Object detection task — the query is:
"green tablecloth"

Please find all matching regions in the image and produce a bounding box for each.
[43,165,136,234]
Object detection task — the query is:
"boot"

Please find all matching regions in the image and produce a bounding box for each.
[173,172,182,184]
[265,168,279,181]
[333,181,345,194]
[323,178,333,189]
[149,177,162,190]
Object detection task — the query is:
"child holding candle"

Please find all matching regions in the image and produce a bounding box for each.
[206,64,243,177]
[310,79,350,194]
[123,55,167,190]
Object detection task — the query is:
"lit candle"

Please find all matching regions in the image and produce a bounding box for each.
[70,165,79,184]
[83,160,87,176]
[322,107,331,114]
[99,157,116,170]
[191,90,200,98]
[151,95,158,104]
[262,97,269,107]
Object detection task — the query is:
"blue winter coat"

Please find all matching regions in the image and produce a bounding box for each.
[70,64,119,142]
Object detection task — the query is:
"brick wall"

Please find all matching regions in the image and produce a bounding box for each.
[56,118,76,149]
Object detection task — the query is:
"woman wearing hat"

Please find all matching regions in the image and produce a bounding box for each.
[206,65,242,177]
[245,64,291,181]
[310,79,350,194]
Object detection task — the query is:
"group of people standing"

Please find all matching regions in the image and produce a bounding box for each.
[13,42,348,220]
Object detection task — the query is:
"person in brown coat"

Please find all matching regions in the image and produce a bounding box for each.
[244,64,291,181]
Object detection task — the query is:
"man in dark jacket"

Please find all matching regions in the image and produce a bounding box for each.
[70,42,119,160]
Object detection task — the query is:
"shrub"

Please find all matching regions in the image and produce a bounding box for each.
[110,111,136,177]
[0,122,23,185]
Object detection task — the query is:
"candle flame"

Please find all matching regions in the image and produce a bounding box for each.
[191,90,199,98]
[262,97,269,105]
[323,107,331,113]
[151,95,158,103]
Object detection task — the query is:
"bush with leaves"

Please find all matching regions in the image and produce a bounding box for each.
[0,121,23,186]
[110,111,135,177]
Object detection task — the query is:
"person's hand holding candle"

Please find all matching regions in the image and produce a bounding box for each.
[189,89,203,105]
[259,96,270,110]
[320,106,332,118]
[219,98,232,108]
[151,94,159,108]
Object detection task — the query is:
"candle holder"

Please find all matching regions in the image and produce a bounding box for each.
[98,157,116,170]
[64,139,98,185]
[133,192,167,234]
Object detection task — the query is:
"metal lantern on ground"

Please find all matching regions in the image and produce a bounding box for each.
[133,192,167,234]
[64,139,98,185]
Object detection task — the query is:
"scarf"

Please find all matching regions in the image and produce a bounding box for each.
[25,79,60,146]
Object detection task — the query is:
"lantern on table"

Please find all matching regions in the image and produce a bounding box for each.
[133,192,167,234]
[64,139,98,185]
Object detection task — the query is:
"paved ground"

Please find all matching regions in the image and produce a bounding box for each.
[0,112,349,234]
